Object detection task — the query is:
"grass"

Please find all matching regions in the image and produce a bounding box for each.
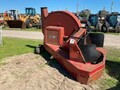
[0,37,42,61]
[91,29,120,35]
[2,26,42,32]
[97,47,120,90]
[105,32,120,36]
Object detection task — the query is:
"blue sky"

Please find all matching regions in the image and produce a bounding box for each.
[0,0,119,14]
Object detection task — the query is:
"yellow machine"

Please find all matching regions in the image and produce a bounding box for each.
[6,8,41,29]
[4,11,12,21]
[0,11,12,27]
[0,13,5,27]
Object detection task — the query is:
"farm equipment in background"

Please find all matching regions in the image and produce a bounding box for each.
[6,10,24,28]
[80,17,88,28]
[35,7,107,84]
[23,7,41,28]
[6,8,41,29]
[86,14,101,31]
[98,9,109,25]
[0,13,5,27]
[4,11,12,21]
[101,12,120,33]
[75,9,90,28]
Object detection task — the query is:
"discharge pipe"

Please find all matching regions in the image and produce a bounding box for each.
[41,7,48,34]
[41,7,48,22]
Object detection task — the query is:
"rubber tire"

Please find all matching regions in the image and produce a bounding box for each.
[98,23,102,32]
[26,19,33,28]
[94,25,98,32]
[101,25,107,33]
[86,21,91,31]
[89,33,104,47]
[85,25,89,31]
[115,24,120,33]
[96,25,101,32]
[118,27,120,33]
[80,44,102,63]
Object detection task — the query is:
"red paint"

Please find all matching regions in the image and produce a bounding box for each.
[0,20,4,23]
[41,7,106,84]
[45,26,64,45]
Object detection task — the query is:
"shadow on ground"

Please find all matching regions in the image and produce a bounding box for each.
[106,60,120,90]
[26,45,36,49]
[40,49,75,81]
[26,44,75,81]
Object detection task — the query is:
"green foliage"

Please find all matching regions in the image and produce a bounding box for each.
[2,27,41,32]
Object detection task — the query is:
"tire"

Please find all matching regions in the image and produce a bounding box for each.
[117,27,120,33]
[98,23,102,32]
[26,19,33,28]
[85,25,89,31]
[86,21,91,31]
[97,24,102,32]
[89,33,104,47]
[80,44,102,63]
[115,24,120,33]
[95,25,99,32]
[101,25,108,33]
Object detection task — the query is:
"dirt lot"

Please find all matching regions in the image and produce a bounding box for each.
[0,53,104,90]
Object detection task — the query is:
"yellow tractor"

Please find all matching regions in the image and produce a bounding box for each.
[0,13,5,27]
[4,11,12,21]
[6,8,41,29]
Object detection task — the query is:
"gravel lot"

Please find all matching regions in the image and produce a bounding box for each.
[2,30,120,48]
[104,34,120,48]
[2,30,44,40]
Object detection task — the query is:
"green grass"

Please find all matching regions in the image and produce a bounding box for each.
[0,37,42,61]
[2,26,42,32]
[105,32,120,35]
[98,47,120,90]
[90,28,120,35]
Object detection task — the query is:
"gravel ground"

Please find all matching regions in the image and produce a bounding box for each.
[104,34,120,49]
[2,30,44,40]
[2,30,120,48]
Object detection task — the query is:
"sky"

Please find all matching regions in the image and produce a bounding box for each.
[0,0,120,14]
